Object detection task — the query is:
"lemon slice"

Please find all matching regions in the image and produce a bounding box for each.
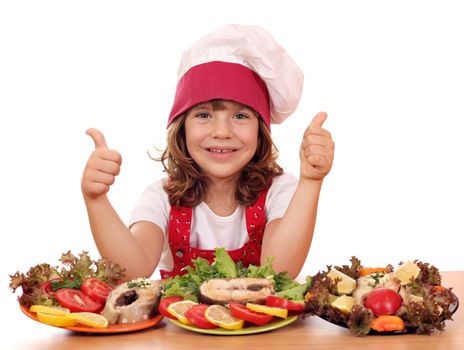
[30,305,70,316]
[392,261,420,285]
[167,300,197,324]
[204,305,244,330]
[246,303,288,318]
[327,269,356,295]
[37,312,77,327]
[331,295,355,313]
[67,312,109,328]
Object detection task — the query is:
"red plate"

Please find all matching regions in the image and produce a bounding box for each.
[20,305,164,334]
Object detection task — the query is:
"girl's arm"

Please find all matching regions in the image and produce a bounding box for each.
[82,129,163,280]
[261,112,334,278]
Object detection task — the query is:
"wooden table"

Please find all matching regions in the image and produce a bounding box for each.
[5,271,463,350]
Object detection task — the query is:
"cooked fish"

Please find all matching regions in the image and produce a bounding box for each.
[199,278,274,305]
[102,278,162,324]
[353,273,401,304]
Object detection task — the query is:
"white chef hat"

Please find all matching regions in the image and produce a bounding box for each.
[167,24,304,128]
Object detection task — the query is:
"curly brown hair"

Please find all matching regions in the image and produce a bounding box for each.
[158,100,283,207]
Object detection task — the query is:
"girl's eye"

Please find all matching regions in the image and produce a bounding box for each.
[234,113,249,120]
[195,112,210,119]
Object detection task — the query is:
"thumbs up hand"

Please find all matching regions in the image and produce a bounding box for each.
[299,112,335,182]
[81,128,122,199]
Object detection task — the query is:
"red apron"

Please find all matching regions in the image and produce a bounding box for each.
[160,188,269,279]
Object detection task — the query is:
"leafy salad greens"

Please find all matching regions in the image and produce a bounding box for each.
[163,247,311,303]
[9,251,125,307]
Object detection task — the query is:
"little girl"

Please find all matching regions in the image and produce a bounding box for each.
[81,24,334,280]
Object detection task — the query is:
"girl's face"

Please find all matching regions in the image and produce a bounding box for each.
[184,100,259,182]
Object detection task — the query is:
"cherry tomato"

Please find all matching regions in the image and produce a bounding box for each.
[265,296,305,312]
[363,288,402,316]
[185,304,218,329]
[55,288,103,313]
[229,302,274,326]
[81,277,113,304]
[158,296,183,319]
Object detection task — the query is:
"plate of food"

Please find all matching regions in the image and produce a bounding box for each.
[157,248,309,335]
[10,251,164,334]
[303,257,459,336]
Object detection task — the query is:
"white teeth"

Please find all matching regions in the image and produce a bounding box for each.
[209,148,234,153]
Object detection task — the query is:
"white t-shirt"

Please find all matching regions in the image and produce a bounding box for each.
[129,173,298,271]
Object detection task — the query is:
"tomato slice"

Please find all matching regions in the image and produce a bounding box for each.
[229,302,274,326]
[55,288,103,313]
[265,296,304,312]
[80,277,113,304]
[158,296,184,319]
[185,304,218,329]
[40,278,63,297]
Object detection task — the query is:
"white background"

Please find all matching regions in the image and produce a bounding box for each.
[1,0,464,317]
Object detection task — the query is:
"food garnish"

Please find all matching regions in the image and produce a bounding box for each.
[229,302,274,326]
[185,304,218,329]
[10,251,125,308]
[36,312,78,327]
[66,312,109,328]
[204,305,245,330]
[246,303,288,318]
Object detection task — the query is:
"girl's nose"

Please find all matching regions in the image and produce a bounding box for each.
[210,115,232,138]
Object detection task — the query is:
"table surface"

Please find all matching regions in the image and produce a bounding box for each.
[4,271,463,350]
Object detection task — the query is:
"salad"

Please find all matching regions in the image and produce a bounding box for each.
[304,257,458,336]
[159,248,311,330]
[10,251,126,328]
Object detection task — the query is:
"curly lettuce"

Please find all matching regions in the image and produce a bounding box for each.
[162,248,308,301]
[10,251,125,307]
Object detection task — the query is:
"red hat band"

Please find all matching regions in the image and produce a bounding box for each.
[168,61,271,127]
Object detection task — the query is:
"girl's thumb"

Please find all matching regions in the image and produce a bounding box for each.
[86,128,108,149]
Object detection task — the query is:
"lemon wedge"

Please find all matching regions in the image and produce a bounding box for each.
[204,305,244,330]
[392,261,420,285]
[67,312,109,328]
[246,303,288,318]
[30,305,70,316]
[327,269,356,295]
[167,300,197,324]
[37,312,77,327]
[331,295,355,313]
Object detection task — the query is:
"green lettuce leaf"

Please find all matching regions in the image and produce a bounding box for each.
[276,276,312,302]
[214,247,237,278]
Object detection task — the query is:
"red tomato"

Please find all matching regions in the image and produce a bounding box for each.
[81,277,113,304]
[55,288,103,313]
[158,296,183,319]
[265,296,305,312]
[363,288,402,317]
[229,302,274,326]
[185,304,218,329]
[40,278,63,296]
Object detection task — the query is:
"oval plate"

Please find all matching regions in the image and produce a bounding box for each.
[319,291,459,335]
[20,305,164,334]
[168,315,298,335]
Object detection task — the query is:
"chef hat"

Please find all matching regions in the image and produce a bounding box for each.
[167,24,304,128]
